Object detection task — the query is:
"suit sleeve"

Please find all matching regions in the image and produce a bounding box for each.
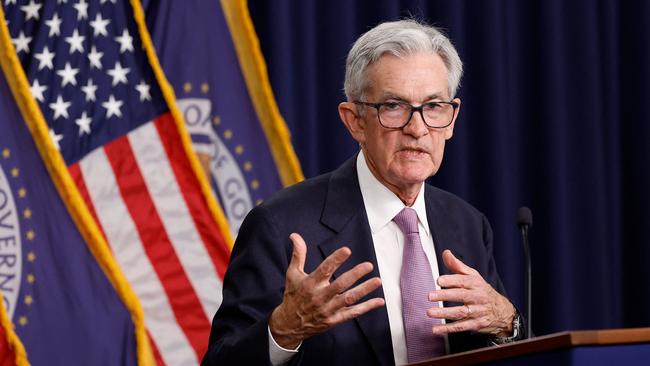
[201,205,292,365]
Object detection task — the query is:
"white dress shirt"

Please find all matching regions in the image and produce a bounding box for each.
[269,151,446,365]
[356,151,446,365]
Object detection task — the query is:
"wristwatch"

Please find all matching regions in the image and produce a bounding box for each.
[490,312,522,345]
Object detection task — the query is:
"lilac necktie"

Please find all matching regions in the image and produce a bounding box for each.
[393,207,445,362]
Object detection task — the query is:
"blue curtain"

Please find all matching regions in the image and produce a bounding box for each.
[248,0,650,336]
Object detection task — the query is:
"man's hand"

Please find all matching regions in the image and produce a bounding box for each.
[269,233,385,349]
[427,250,516,337]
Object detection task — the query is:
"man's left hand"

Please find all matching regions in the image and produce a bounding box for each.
[427,250,516,337]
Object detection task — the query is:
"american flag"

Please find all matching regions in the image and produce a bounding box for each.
[3,0,231,364]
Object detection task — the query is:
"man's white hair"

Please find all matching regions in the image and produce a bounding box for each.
[344,19,463,101]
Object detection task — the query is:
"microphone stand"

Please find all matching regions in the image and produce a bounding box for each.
[520,223,532,339]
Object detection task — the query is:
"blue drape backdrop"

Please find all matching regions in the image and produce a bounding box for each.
[248,0,650,336]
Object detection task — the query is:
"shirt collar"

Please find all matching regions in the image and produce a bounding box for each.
[356,151,430,236]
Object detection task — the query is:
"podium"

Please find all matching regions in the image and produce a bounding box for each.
[410,327,650,365]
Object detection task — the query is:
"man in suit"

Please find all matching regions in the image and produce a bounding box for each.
[202,19,525,366]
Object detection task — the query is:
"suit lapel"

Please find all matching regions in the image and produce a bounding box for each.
[425,186,462,277]
[318,156,394,365]
[425,184,472,328]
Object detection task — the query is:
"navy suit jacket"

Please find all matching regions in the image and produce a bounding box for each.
[202,156,513,365]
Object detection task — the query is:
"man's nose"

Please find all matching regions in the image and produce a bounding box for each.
[402,110,429,138]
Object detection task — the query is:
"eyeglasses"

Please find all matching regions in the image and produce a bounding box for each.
[354,100,459,129]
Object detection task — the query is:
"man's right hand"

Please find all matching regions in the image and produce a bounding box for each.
[269,233,385,349]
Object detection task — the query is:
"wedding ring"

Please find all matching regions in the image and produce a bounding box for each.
[465,304,473,317]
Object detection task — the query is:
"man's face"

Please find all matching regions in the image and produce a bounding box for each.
[342,52,460,196]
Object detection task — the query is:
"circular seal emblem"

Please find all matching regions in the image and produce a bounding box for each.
[0,162,23,319]
[177,98,254,236]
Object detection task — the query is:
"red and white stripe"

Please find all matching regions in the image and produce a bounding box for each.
[69,113,230,366]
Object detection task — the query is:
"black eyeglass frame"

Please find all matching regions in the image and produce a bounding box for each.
[354,100,459,129]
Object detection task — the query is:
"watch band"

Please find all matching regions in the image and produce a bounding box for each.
[490,312,522,345]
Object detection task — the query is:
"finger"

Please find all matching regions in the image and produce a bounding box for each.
[427,304,486,321]
[327,297,386,326]
[437,274,481,289]
[288,233,307,273]
[428,288,472,303]
[431,317,486,335]
[442,250,479,276]
[310,246,352,282]
[325,261,374,297]
[327,276,382,311]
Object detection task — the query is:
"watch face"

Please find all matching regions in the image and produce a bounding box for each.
[513,314,521,337]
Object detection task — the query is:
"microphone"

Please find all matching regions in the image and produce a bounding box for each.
[517,206,533,339]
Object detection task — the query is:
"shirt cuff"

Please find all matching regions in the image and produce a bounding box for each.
[268,325,301,366]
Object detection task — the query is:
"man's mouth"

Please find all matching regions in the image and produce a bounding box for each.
[398,148,428,157]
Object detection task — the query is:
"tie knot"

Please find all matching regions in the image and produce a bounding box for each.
[393,207,419,235]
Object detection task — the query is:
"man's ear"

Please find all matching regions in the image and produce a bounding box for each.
[338,102,366,144]
[444,98,461,140]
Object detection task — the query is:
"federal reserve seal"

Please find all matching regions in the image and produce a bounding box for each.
[177,98,254,237]
[0,154,23,319]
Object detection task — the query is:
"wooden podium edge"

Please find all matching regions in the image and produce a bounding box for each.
[411,327,650,366]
